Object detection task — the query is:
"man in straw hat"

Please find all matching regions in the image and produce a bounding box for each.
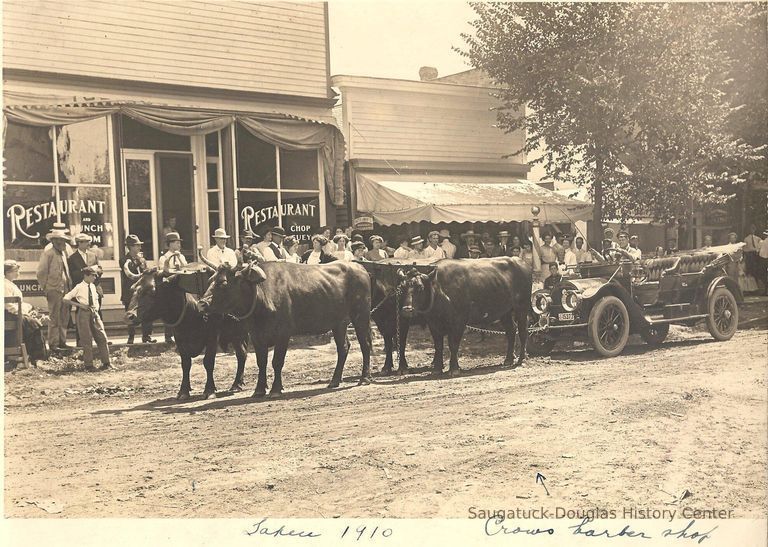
[407,235,428,260]
[424,231,446,262]
[121,234,156,344]
[64,266,112,371]
[158,231,188,274]
[36,227,73,349]
[457,229,485,258]
[206,228,238,268]
[491,230,512,257]
[43,222,74,257]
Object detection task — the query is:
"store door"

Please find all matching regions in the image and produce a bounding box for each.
[155,153,196,260]
[123,152,195,263]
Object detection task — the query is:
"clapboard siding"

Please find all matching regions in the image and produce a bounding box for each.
[334,78,524,164]
[3,0,330,98]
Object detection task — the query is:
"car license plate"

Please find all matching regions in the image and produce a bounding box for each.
[558,312,575,321]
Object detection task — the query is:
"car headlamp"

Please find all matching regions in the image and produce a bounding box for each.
[561,290,582,312]
[531,290,552,315]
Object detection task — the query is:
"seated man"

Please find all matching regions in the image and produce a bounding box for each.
[5,259,49,366]
[543,263,562,290]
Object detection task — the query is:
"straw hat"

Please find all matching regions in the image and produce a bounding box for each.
[74,233,93,243]
[46,229,70,241]
[212,228,230,239]
[410,236,425,247]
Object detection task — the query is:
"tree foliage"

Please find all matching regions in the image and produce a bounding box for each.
[461,2,767,226]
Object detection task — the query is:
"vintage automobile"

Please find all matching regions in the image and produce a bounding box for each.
[529,244,744,357]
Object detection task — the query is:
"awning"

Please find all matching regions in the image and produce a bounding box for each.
[356,173,593,226]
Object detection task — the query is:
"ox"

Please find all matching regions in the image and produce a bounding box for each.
[397,257,532,376]
[125,270,250,399]
[361,260,435,375]
[198,261,373,396]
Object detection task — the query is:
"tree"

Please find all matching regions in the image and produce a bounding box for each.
[462,2,767,246]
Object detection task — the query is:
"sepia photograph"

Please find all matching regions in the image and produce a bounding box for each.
[2,0,767,545]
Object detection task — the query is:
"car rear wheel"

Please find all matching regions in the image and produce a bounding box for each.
[588,296,630,357]
[706,287,738,341]
[641,323,669,346]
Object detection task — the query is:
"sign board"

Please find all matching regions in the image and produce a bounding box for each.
[6,199,107,242]
[353,216,374,231]
[239,195,320,244]
[16,277,115,297]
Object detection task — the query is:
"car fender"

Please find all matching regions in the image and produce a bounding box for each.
[705,275,743,304]
[562,278,607,299]
[583,282,647,333]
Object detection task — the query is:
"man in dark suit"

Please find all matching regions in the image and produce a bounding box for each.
[491,230,513,257]
[68,233,103,344]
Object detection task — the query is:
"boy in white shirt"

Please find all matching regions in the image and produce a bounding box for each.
[63,266,111,371]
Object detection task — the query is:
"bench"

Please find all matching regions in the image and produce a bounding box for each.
[641,252,721,281]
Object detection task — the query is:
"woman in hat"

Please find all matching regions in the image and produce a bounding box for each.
[393,236,411,259]
[351,241,368,262]
[262,226,287,262]
[301,234,337,264]
[120,234,156,344]
[283,236,301,264]
[206,228,238,268]
[365,235,387,262]
[332,233,353,262]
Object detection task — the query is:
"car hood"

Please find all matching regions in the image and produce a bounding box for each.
[556,277,607,299]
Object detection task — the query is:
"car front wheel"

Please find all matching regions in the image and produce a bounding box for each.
[588,295,630,357]
[706,287,738,341]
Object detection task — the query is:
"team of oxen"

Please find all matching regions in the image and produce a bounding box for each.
[125,256,532,399]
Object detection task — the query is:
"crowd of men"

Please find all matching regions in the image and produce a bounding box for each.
[5,219,767,370]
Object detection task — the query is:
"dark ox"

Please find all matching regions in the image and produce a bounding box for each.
[125,270,250,399]
[361,260,433,375]
[397,257,532,376]
[198,261,373,396]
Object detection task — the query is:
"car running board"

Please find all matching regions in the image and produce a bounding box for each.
[644,314,707,325]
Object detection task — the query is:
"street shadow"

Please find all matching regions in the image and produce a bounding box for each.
[92,383,356,416]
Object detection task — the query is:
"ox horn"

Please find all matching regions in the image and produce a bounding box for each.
[198,245,218,270]
[124,268,141,281]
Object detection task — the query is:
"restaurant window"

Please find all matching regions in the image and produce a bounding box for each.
[3,117,116,262]
[234,123,322,245]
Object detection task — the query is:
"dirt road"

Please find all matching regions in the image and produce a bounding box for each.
[5,326,767,518]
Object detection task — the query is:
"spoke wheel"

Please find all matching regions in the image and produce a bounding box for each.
[641,323,669,346]
[706,287,738,341]
[588,296,630,357]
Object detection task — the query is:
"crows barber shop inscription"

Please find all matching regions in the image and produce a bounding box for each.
[6,198,106,240]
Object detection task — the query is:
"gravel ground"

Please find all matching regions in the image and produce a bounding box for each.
[4,324,767,518]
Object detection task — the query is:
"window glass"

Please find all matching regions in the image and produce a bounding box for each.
[3,122,55,182]
[207,192,219,211]
[121,115,190,151]
[280,191,321,245]
[238,190,279,236]
[3,184,57,260]
[57,118,110,184]
[206,162,219,190]
[126,159,151,209]
[59,186,115,260]
[236,124,276,189]
[205,131,219,157]
[280,148,319,190]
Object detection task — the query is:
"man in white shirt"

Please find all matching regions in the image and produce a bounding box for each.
[43,222,74,257]
[617,230,642,261]
[159,232,188,273]
[206,228,238,268]
[424,231,446,263]
[743,224,763,283]
[439,229,456,259]
[63,266,111,371]
[572,236,592,264]
[262,226,287,261]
